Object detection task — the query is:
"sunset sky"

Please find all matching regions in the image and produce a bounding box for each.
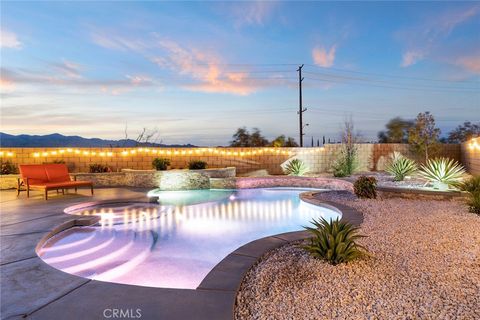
[1,1,479,146]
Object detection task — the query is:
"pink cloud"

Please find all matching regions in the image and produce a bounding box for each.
[312,45,337,68]
[151,40,260,95]
[0,75,15,91]
[0,29,22,49]
[401,50,425,67]
[231,1,277,27]
[2,66,155,96]
[91,32,147,52]
[399,5,480,67]
[455,55,480,74]
[51,60,83,79]
[126,75,152,86]
[91,30,286,95]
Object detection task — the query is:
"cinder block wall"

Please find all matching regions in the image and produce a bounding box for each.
[461,137,480,175]
[0,144,462,175]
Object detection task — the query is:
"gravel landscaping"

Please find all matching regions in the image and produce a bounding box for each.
[235,191,480,319]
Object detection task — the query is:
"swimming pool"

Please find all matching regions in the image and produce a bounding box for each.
[37,188,341,289]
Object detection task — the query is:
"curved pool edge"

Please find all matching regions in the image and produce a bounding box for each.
[30,190,363,320]
[34,216,101,253]
[197,191,364,314]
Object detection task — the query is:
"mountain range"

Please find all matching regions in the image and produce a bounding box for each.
[0,133,196,148]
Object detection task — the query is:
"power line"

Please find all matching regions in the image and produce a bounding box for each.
[304,76,478,93]
[303,71,478,90]
[304,63,479,84]
[185,62,478,84]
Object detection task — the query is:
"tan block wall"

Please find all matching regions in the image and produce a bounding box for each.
[461,137,480,175]
[0,144,461,175]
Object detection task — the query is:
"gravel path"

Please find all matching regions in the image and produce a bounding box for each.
[235,192,480,319]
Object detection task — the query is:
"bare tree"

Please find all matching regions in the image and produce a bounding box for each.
[136,127,161,146]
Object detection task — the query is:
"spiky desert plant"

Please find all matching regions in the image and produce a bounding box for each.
[466,191,480,215]
[283,159,309,176]
[460,176,480,193]
[460,176,480,214]
[419,157,466,188]
[332,147,359,177]
[353,176,377,199]
[385,152,417,181]
[302,218,368,265]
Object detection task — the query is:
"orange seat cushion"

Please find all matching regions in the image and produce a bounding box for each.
[44,164,71,182]
[29,181,93,189]
[19,165,49,184]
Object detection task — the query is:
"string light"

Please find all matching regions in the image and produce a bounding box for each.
[0,146,332,159]
[469,139,480,151]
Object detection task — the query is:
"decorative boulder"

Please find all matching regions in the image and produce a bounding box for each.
[157,170,210,190]
[209,177,236,189]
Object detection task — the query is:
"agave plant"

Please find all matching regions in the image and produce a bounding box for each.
[419,157,466,189]
[301,218,368,265]
[283,159,309,176]
[385,152,417,181]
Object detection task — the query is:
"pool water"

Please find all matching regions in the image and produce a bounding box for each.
[38,188,341,289]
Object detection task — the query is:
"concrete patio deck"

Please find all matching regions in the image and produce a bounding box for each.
[0,187,363,320]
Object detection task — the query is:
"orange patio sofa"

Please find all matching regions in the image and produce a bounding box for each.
[17,164,93,200]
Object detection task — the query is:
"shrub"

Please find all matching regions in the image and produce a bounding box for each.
[1,160,18,175]
[152,158,170,171]
[353,176,377,199]
[466,191,480,215]
[302,218,368,265]
[460,176,480,193]
[283,159,309,176]
[332,146,358,177]
[460,176,480,214]
[385,152,417,181]
[188,160,207,170]
[43,159,66,164]
[419,157,466,189]
[89,163,111,173]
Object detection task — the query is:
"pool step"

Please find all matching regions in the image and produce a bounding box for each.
[38,227,154,281]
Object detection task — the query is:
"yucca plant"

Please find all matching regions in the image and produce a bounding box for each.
[385,152,417,181]
[419,157,466,190]
[283,159,309,176]
[302,218,368,265]
[332,146,358,177]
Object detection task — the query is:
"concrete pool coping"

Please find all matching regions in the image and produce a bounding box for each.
[1,189,363,320]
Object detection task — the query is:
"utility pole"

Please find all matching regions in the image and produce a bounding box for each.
[297,64,307,147]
